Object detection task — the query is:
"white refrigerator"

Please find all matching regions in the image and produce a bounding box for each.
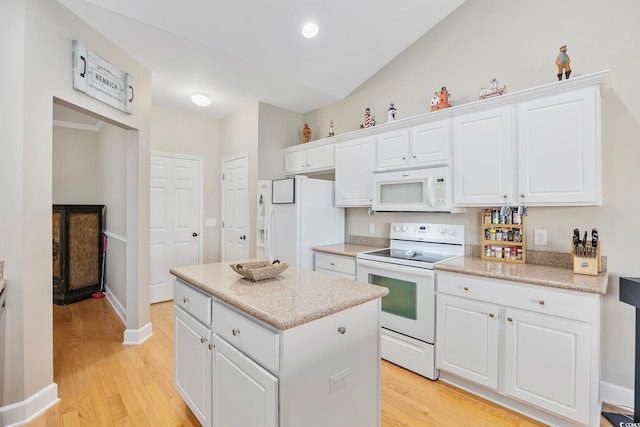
[264,176,345,271]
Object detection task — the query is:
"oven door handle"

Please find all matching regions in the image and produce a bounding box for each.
[356,259,435,277]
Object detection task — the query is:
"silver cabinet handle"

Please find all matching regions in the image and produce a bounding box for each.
[200,337,206,344]
[183,297,189,303]
[208,343,215,350]
[337,326,346,335]
[232,328,240,336]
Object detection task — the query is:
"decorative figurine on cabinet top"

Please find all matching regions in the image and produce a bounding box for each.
[556,44,571,80]
[360,107,376,128]
[387,102,397,121]
[479,78,507,100]
[302,123,311,143]
[328,120,335,137]
[430,87,451,112]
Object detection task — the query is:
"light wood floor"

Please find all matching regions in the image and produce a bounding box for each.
[27,297,625,426]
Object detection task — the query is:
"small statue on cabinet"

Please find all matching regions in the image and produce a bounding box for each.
[556,44,571,80]
[387,102,397,121]
[302,123,311,143]
[328,120,335,137]
[360,107,376,128]
[479,78,507,100]
[430,87,451,112]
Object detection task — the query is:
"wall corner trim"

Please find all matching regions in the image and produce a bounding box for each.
[0,383,59,426]
[123,322,153,345]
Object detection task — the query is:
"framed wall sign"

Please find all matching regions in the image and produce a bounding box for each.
[72,40,134,114]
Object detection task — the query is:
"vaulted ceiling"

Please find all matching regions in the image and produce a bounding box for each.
[57,0,466,119]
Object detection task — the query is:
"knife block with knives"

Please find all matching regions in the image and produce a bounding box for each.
[571,228,601,276]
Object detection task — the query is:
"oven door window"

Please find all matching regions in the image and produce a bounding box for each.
[369,274,417,320]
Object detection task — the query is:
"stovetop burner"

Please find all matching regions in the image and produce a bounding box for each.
[357,222,465,269]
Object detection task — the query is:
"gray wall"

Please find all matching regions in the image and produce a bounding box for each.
[303,0,639,392]
[1,0,152,407]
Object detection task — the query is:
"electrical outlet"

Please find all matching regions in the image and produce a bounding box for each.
[534,229,547,245]
[368,223,375,234]
[329,369,349,393]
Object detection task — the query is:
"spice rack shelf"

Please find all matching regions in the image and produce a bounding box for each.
[481,208,526,263]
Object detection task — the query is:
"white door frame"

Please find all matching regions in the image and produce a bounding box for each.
[221,152,250,262]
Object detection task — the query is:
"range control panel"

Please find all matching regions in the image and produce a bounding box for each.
[389,223,465,245]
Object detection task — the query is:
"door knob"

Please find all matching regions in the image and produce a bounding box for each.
[192,232,198,237]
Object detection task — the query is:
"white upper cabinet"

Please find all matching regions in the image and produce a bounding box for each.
[376,128,410,170]
[410,119,451,165]
[453,71,607,207]
[284,143,334,175]
[453,106,515,206]
[335,136,376,207]
[518,87,601,205]
[376,120,450,170]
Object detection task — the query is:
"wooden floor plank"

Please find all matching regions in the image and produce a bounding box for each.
[25,297,625,426]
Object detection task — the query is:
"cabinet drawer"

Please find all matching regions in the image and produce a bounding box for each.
[213,300,280,373]
[437,272,593,322]
[314,253,356,275]
[174,279,212,326]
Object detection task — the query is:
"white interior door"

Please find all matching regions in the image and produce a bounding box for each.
[150,153,202,303]
[221,154,249,262]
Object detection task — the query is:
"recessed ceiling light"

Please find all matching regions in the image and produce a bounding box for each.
[191,93,211,107]
[302,22,319,38]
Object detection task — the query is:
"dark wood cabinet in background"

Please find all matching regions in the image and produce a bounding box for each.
[52,204,105,305]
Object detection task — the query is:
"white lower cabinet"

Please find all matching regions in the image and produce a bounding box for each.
[314,252,357,279]
[436,271,601,426]
[436,295,499,389]
[174,306,212,427]
[504,308,591,423]
[175,278,381,427]
[213,334,278,427]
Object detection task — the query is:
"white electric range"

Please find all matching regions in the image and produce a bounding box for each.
[357,222,465,379]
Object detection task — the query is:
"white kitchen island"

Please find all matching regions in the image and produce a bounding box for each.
[170,262,388,427]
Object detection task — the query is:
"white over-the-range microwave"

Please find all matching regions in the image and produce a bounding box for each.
[371,165,461,213]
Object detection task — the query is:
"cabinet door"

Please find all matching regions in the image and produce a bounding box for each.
[410,119,451,165]
[436,295,499,389]
[504,308,590,424]
[334,136,376,206]
[174,306,211,427]
[213,334,278,427]
[306,144,334,172]
[453,106,515,206]
[518,87,601,205]
[284,150,307,174]
[376,128,410,170]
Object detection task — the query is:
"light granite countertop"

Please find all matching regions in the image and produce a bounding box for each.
[312,243,384,257]
[436,256,609,294]
[170,262,389,330]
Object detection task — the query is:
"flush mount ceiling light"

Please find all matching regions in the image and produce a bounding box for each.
[191,93,212,107]
[302,22,319,38]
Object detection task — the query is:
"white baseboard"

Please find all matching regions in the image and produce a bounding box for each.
[123,321,153,345]
[104,286,126,325]
[0,383,59,427]
[601,380,634,412]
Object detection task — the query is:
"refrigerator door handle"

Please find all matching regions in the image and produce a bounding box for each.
[264,203,273,261]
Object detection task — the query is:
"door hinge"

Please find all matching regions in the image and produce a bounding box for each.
[222,173,225,180]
